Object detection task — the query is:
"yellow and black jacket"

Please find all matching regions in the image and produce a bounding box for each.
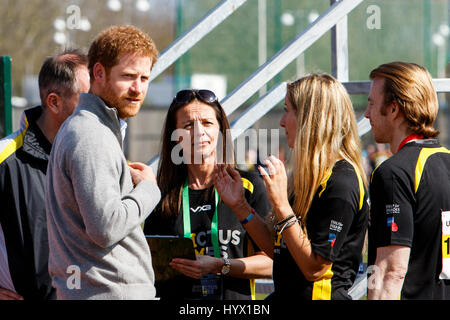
[272,159,369,300]
[368,139,450,299]
[0,106,55,300]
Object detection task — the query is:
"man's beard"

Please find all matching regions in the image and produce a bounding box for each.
[101,83,144,119]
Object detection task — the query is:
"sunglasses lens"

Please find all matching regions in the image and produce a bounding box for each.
[175,90,195,105]
[174,89,217,105]
[197,90,217,103]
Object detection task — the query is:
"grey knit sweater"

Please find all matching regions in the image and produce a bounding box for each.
[46,93,160,300]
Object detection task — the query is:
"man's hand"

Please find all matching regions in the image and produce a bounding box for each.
[128,162,157,185]
[0,288,23,300]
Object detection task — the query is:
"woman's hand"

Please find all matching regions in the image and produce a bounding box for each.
[258,155,291,218]
[213,165,246,211]
[169,255,221,279]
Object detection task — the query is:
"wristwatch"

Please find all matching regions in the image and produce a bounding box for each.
[221,257,231,275]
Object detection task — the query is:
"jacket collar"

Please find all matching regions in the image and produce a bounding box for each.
[77,93,123,148]
[403,139,441,149]
[22,106,52,161]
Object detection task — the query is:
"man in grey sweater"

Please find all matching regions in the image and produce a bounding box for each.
[46,25,160,300]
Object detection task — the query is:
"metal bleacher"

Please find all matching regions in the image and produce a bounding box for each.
[147,0,369,170]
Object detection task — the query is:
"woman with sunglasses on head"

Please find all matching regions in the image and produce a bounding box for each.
[144,89,272,300]
[215,74,369,300]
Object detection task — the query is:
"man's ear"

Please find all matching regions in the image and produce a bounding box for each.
[92,62,106,83]
[45,93,62,115]
[390,100,400,114]
[389,100,405,122]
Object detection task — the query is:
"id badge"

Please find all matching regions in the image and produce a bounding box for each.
[200,273,222,300]
[440,210,450,279]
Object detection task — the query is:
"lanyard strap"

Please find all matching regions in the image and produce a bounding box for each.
[397,134,424,152]
[182,178,221,258]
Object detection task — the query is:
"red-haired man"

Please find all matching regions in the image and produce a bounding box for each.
[45,26,161,300]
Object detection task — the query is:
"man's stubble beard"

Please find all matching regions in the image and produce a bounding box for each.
[101,82,144,120]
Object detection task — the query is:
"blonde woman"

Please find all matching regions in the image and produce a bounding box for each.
[215,74,369,300]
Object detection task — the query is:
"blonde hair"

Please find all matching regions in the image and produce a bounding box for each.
[369,61,439,138]
[287,74,366,226]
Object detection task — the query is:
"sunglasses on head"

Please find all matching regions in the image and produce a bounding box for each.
[173,89,218,106]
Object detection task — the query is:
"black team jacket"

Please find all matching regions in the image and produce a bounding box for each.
[0,106,55,300]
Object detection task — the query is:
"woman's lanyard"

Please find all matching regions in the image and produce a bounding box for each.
[182,178,221,258]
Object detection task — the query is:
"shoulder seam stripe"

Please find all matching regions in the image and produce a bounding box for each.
[241,177,254,194]
[0,130,26,164]
[0,117,28,163]
[320,162,365,210]
[370,162,383,184]
[415,147,450,193]
[350,163,365,211]
[319,169,333,198]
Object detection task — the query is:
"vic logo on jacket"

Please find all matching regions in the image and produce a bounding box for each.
[191,205,211,214]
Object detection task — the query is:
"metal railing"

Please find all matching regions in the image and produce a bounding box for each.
[148,0,366,168]
[0,56,12,138]
[149,0,248,82]
[220,0,364,116]
[147,0,450,171]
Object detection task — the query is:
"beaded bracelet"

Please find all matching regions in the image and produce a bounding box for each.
[274,214,296,231]
[279,217,299,234]
[275,214,302,233]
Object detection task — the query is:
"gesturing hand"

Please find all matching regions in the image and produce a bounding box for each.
[213,164,246,210]
[258,155,290,214]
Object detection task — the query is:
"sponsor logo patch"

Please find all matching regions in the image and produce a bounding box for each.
[191,205,212,213]
[328,233,336,247]
[386,204,400,232]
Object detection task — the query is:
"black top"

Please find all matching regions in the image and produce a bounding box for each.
[144,170,271,300]
[368,140,450,299]
[272,160,369,300]
[0,106,55,300]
